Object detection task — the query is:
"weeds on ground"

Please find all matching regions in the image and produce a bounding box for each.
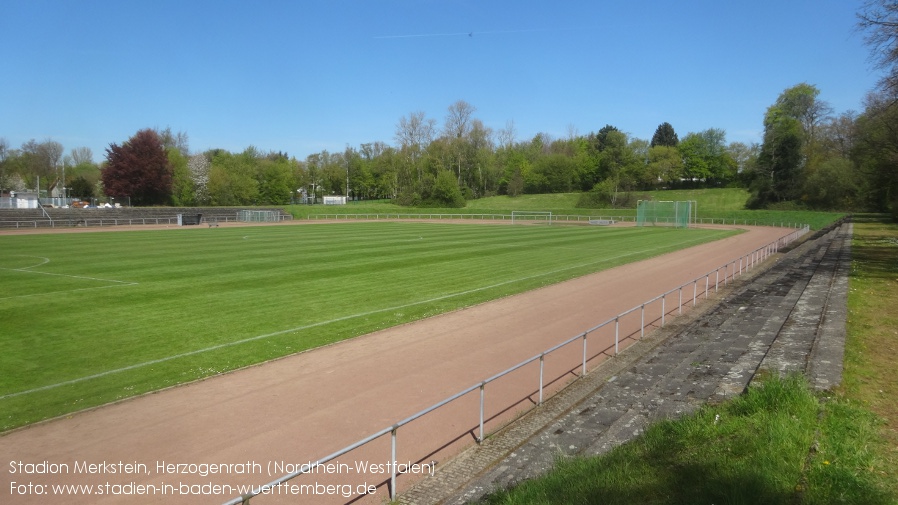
[478,375,893,505]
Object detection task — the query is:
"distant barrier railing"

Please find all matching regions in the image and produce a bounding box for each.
[223,224,810,505]
[1,211,809,230]
[307,213,812,229]
[0,214,293,229]
[0,217,225,228]
[308,213,637,223]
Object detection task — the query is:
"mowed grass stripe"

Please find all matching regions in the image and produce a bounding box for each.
[1,223,717,376]
[0,222,735,430]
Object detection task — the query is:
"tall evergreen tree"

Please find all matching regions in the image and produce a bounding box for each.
[650,122,679,147]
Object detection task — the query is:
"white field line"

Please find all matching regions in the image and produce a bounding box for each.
[1,234,715,400]
[0,256,138,300]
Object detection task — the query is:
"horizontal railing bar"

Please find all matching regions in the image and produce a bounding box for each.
[482,354,542,384]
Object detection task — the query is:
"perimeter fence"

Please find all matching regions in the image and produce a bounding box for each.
[306,213,810,229]
[0,209,293,229]
[223,224,810,505]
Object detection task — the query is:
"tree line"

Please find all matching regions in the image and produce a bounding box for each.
[1,2,895,217]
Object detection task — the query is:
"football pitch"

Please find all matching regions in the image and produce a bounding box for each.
[0,222,737,431]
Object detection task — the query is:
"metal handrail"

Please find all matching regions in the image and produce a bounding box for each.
[221,223,807,504]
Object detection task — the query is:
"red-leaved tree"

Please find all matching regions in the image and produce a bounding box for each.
[102,129,173,205]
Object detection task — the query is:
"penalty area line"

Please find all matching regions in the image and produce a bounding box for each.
[0,256,138,293]
[1,235,713,400]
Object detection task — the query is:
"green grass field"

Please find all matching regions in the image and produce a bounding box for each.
[0,222,737,432]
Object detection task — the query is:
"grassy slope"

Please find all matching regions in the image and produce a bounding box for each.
[288,189,845,230]
[480,375,893,505]
[0,223,733,431]
[477,217,898,505]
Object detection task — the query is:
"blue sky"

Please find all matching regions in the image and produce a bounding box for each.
[1,0,882,163]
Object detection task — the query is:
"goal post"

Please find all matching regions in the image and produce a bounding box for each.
[511,211,553,225]
[636,200,694,228]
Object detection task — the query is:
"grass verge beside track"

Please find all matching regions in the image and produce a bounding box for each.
[0,222,734,432]
[477,375,894,505]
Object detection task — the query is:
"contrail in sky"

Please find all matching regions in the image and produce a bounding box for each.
[374,28,558,39]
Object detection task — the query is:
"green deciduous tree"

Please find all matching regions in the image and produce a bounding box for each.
[752,107,804,207]
[774,83,832,172]
[589,125,620,152]
[257,157,295,204]
[533,153,577,192]
[207,148,260,205]
[804,157,861,210]
[647,145,683,187]
[852,89,898,216]
[429,169,465,207]
[749,84,834,208]
[167,147,193,206]
[677,129,734,187]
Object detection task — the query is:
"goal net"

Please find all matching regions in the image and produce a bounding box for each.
[636,200,693,228]
[511,211,553,225]
[237,210,280,223]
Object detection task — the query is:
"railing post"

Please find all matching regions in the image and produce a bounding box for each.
[640,304,645,339]
[678,287,683,315]
[538,354,545,405]
[693,280,697,307]
[478,383,485,443]
[581,333,588,375]
[390,426,398,501]
[614,317,620,355]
